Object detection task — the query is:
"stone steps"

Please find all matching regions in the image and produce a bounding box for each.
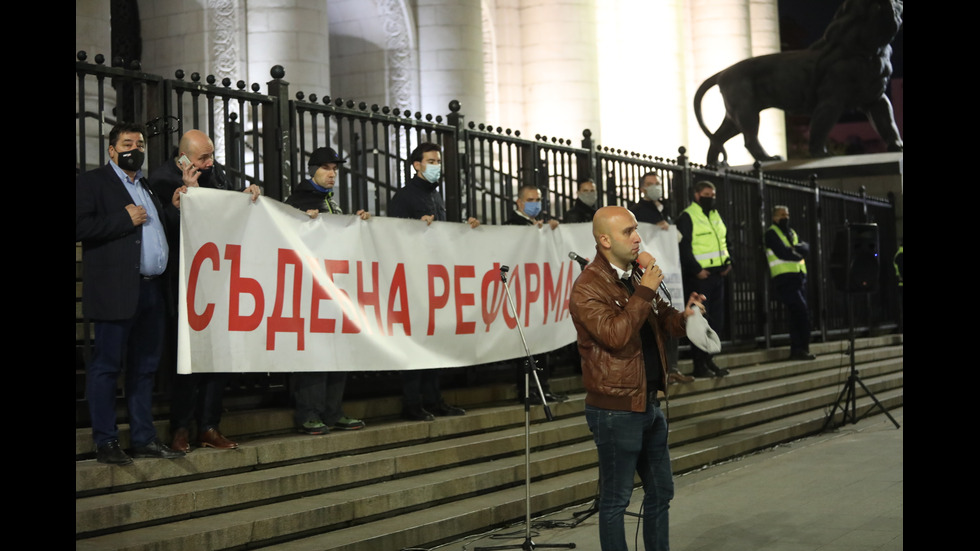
[75,335,902,551]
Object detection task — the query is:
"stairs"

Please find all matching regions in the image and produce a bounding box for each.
[75,335,903,551]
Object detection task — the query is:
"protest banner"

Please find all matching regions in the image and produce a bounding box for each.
[177,188,681,373]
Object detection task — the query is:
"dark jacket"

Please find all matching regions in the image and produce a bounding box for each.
[285,179,343,214]
[76,163,170,320]
[563,199,596,224]
[389,175,446,221]
[147,159,234,308]
[569,248,687,412]
[629,199,669,226]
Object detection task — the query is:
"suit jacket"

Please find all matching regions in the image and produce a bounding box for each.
[76,163,169,321]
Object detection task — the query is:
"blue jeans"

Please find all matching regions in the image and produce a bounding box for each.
[87,278,165,448]
[586,402,674,551]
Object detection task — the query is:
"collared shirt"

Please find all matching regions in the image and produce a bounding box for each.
[609,262,633,282]
[110,160,169,276]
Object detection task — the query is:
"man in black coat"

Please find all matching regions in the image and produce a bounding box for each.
[283,146,369,434]
[504,184,566,402]
[388,143,474,421]
[149,129,261,453]
[76,122,185,465]
[563,178,598,224]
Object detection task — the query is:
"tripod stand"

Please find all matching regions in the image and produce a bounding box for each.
[475,266,575,551]
[823,222,899,431]
[822,297,900,431]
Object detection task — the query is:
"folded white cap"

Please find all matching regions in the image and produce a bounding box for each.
[686,308,721,354]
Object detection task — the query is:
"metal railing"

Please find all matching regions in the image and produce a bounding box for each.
[75,52,900,394]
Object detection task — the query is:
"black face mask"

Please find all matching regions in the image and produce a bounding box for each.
[197,166,213,186]
[777,219,790,232]
[115,148,144,172]
[698,196,715,214]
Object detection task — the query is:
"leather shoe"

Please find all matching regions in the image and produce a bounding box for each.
[426,401,466,417]
[707,360,730,377]
[132,438,185,459]
[692,365,715,378]
[668,370,695,384]
[402,405,435,422]
[198,428,238,449]
[790,351,817,361]
[96,440,133,466]
[170,427,190,453]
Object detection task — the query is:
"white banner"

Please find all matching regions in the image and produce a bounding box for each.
[177,188,682,373]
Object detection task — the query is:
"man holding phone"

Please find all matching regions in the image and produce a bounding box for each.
[149,129,261,452]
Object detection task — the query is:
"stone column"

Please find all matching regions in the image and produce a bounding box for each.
[417,0,486,121]
[595,0,685,157]
[519,0,600,143]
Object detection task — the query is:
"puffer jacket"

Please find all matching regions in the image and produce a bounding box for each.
[570,247,687,412]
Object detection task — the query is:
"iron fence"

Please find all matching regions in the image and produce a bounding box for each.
[75,53,900,408]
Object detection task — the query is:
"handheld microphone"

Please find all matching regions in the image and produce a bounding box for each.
[568,251,590,269]
[636,251,672,302]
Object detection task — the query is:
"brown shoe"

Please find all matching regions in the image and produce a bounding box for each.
[171,427,191,453]
[198,428,238,449]
[668,371,695,384]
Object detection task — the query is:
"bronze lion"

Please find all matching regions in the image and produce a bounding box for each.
[693,0,903,166]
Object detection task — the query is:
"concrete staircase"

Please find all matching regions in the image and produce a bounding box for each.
[75,335,903,551]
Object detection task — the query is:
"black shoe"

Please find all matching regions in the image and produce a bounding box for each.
[426,401,466,416]
[789,351,817,361]
[402,405,435,422]
[707,360,730,377]
[96,440,133,466]
[132,438,185,459]
[692,365,715,378]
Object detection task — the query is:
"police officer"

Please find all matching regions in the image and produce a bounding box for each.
[765,206,815,360]
[677,181,731,377]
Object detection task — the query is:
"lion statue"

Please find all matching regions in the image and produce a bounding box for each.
[693,0,903,166]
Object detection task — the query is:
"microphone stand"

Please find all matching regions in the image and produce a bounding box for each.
[475,265,575,551]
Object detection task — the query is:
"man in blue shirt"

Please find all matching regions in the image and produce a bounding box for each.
[76,122,185,465]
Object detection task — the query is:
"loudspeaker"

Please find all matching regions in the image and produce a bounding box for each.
[830,223,879,293]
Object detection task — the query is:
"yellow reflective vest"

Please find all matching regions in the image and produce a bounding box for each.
[766,225,806,277]
[682,203,730,269]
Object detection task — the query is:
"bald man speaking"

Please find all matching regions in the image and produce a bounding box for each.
[570,206,704,551]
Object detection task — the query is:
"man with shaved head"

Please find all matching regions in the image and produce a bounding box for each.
[570,206,705,551]
[149,129,262,453]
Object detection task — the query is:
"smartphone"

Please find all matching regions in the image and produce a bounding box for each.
[178,155,192,170]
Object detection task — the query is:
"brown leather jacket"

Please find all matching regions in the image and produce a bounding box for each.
[570,248,687,412]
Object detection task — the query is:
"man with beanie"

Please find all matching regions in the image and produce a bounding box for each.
[283,146,368,434]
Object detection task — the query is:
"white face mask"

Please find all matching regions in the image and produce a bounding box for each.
[579,191,597,207]
[644,184,663,201]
